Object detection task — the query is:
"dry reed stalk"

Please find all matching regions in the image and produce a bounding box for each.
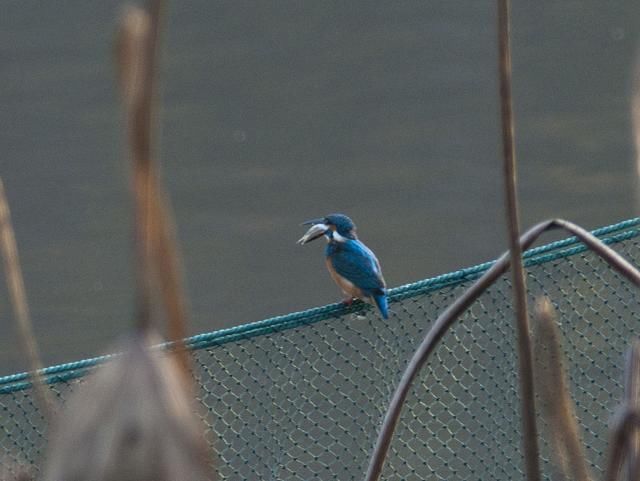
[0,179,53,418]
[115,1,191,380]
[532,297,592,481]
[496,1,541,479]
[43,331,213,481]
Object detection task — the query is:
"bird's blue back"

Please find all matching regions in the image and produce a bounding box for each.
[326,239,385,295]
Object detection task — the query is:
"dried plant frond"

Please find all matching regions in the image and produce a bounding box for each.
[605,340,640,481]
[624,339,640,480]
[43,330,213,481]
[606,407,640,481]
[532,297,592,481]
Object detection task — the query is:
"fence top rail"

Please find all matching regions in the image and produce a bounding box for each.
[2,216,639,395]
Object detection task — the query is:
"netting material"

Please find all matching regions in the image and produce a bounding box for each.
[2,218,640,480]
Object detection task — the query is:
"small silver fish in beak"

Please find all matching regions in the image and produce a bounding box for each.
[297,219,329,245]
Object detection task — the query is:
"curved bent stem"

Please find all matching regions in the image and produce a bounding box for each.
[363,218,640,481]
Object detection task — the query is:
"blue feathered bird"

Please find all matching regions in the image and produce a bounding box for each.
[297,213,388,319]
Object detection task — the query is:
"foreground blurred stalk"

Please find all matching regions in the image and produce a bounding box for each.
[532,298,592,481]
[43,3,214,479]
[624,340,640,481]
[0,179,53,418]
[115,0,191,380]
[606,340,640,481]
[44,332,212,481]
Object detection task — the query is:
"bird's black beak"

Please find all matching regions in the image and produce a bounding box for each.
[297,219,329,245]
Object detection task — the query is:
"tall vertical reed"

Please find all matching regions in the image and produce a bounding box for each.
[496,1,541,480]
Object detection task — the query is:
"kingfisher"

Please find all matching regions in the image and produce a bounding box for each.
[297,213,389,319]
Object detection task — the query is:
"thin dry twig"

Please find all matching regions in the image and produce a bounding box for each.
[532,297,592,481]
[0,178,53,418]
[363,218,640,481]
[497,1,541,480]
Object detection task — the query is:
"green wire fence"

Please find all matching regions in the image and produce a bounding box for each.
[2,217,640,480]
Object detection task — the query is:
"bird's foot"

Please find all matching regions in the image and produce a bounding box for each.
[341,297,355,306]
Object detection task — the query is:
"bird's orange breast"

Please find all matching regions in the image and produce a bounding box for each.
[325,257,365,300]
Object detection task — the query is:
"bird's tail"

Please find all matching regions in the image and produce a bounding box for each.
[373,292,389,320]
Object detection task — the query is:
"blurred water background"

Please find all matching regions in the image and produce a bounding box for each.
[1,1,639,375]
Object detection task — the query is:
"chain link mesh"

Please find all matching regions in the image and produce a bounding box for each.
[2,218,640,480]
